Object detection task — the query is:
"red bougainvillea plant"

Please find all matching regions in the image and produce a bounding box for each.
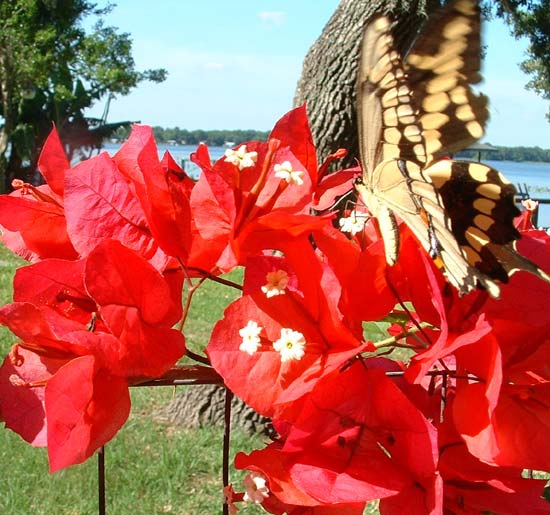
[0,107,549,514]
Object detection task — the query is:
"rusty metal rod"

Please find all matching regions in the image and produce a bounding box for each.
[98,446,106,515]
[222,388,233,515]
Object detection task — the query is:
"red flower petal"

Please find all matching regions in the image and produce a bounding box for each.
[269,105,317,183]
[46,354,130,472]
[313,169,356,211]
[440,441,549,514]
[38,127,69,198]
[0,190,77,260]
[285,365,438,504]
[85,240,181,326]
[452,333,503,464]
[235,444,366,514]
[207,295,365,420]
[236,364,438,507]
[13,258,94,324]
[160,151,195,196]
[85,240,185,377]
[64,153,167,268]
[115,125,193,261]
[0,302,93,359]
[0,347,65,446]
[491,382,550,470]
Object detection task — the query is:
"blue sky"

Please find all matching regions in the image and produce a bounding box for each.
[86,1,550,148]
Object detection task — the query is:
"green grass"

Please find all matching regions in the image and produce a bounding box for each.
[0,247,543,514]
[0,249,267,514]
[0,389,268,514]
[182,268,243,357]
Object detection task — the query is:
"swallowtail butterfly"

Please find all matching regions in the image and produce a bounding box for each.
[354,0,549,297]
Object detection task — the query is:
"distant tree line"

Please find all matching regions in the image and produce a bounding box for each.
[112,125,550,163]
[113,126,270,146]
[458,145,550,163]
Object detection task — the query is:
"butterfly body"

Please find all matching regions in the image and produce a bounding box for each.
[355,0,549,297]
[356,158,424,265]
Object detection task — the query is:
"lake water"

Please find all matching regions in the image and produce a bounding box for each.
[102,142,225,179]
[101,144,550,227]
[474,159,550,228]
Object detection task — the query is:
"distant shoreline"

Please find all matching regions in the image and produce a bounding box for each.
[103,141,550,165]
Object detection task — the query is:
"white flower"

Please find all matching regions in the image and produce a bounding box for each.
[274,161,304,186]
[9,374,26,387]
[261,269,289,298]
[238,320,263,355]
[273,328,306,362]
[339,211,367,235]
[243,472,270,504]
[521,198,538,212]
[224,145,258,170]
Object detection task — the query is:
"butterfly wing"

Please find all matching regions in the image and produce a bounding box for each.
[357,15,426,183]
[425,159,550,292]
[358,0,488,170]
[369,157,489,295]
[356,13,427,264]
[357,15,386,181]
[355,0,549,296]
[405,0,488,162]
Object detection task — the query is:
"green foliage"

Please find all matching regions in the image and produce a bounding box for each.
[490,0,550,120]
[515,1,550,119]
[0,0,167,190]
[458,144,550,162]
[114,125,270,146]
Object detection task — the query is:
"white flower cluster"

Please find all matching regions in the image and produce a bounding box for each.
[261,269,289,298]
[274,161,304,186]
[224,145,258,170]
[339,210,368,235]
[243,472,270,504]
[239,322,306,362]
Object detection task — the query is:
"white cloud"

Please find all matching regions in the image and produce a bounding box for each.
[258,11,285,25]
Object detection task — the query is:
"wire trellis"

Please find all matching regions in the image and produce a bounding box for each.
[97,365,226,515]
[94,363,456,514]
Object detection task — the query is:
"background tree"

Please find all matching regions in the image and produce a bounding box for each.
[0,0,167,192]
[293,0,550,168]
[503,0,550,120]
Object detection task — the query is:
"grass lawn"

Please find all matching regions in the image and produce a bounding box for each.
[1,245,543,514]
[0,246,270,514]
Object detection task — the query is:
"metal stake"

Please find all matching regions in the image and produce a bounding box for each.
[222,388,233,515]
[98,446,106,515]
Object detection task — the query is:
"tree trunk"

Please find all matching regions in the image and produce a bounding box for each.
[153,384,272,436]
[0,50,14,193]
[293,0,440,169]
[156,0,445,435]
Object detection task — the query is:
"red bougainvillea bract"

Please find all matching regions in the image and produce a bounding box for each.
[0,106,548,512]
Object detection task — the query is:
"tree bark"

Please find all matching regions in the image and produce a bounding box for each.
[293,0,440,169]
[157,0,446,435]
[153,384,272,436]
[0,49,15,193]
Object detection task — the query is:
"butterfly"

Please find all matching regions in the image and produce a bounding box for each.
[354,0,549,297]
